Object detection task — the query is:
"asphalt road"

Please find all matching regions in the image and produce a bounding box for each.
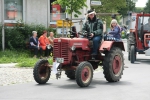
[0,40,150,100]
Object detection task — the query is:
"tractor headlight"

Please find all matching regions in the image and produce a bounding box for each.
[71,45,76,51]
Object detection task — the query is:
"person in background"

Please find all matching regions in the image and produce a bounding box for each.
[39,31,51,57]
[144,18,150,31]
[107,19,121,41]
[111,14,116,20]
[48,32,54,47]
[29,31,43,58]
[48,32,54,52]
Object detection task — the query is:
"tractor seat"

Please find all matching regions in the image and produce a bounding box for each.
[104,35,121,42]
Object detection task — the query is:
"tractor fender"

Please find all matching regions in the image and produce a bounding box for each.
[99,41,125,52]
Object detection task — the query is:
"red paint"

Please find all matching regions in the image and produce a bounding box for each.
[112,55,121,74]
[52,4,61,20]
[81,68,89,82]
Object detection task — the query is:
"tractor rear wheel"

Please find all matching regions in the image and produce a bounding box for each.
[130,45,135,63]
[65,70,75,79]
[103,47,124,82]
[33,59,51,84]
[75,61,93,87]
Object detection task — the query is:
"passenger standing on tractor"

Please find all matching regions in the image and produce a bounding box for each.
[107,19,121,41]
[82,10,103,59]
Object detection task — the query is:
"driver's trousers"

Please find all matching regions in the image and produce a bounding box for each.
[92,35,102,55]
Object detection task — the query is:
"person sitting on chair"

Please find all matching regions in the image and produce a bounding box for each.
[29,31,43,58]
[39,31,51,57]
[48,32,54,53]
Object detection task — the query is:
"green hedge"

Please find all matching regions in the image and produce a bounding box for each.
[0,23,56,50]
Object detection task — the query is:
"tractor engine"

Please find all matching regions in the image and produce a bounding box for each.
[53,38,91,68]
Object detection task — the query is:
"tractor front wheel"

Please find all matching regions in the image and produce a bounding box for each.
[103,47,124,82]
[75,61,93,87]
[33,59,51,84]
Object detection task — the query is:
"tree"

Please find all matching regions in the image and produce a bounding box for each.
[52,0,87,19]
[134,7,144,13]
[117,0,136,17]
[144,0,150,13]
[91,0,127,27]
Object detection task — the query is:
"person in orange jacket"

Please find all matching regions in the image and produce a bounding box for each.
[39,31,51,57]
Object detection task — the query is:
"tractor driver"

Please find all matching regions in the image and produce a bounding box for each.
[82,10,103,60]
[144,18,150,31]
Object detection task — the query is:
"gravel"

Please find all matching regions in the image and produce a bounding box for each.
[0,67,69,86]
[0,67,34,86]
[0,65,102,86]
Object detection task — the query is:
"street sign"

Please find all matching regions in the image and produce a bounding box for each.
[91,1,101,6]
[56,20,73,27]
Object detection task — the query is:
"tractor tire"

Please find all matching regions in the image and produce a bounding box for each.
[75,61,93,87]
[33,59,51,84]
[103,47,124,82]
[128,52,130,61]
[65,70,75,79]
[128,33,135,45]
[130,45,135,63]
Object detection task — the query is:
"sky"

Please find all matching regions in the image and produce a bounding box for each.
[135,0,148,7]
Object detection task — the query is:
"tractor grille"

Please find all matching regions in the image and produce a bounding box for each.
[61,42,69,62]
[53,41,69,62]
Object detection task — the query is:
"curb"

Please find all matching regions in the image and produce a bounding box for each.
[0,63,17,68]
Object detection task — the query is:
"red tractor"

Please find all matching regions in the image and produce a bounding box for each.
[33,28,125,87]
[128,13,150,63]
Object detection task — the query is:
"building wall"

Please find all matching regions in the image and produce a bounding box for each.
[67,0,91,32]
[0,0,2,23]
[26,0,48,27]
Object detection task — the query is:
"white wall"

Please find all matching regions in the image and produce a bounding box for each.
[26,0,48,27]
[67,0,91,32]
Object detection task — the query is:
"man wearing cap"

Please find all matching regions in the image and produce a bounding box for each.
[82,10,103,59]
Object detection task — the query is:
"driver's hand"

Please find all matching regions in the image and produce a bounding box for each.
[89,33,94,37]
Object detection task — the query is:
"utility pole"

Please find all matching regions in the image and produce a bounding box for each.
[1,0,5,51]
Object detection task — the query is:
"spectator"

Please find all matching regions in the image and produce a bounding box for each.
[39,31,51,57]
[29,31,43,58]
[48,32,54,54]
[48,32,54,47]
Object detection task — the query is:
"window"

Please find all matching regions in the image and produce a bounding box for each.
[50,0,66,22]
[4,0,23,21]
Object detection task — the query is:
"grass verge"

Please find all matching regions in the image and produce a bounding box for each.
[0,50,53,67]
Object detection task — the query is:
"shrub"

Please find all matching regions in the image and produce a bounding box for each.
[0,22,56,50]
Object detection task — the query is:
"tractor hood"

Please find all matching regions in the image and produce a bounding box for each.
[53,38,90,50]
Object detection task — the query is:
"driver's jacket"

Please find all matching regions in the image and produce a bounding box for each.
[82,16,103,36]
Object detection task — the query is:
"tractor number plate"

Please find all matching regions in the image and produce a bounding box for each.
[56,58,64,63]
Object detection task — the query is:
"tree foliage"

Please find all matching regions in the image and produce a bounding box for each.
[52,0,87,18]
[91,0,127,27]
[135,7,144,13]
[144,0,150,13]
[117,0,135,17]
